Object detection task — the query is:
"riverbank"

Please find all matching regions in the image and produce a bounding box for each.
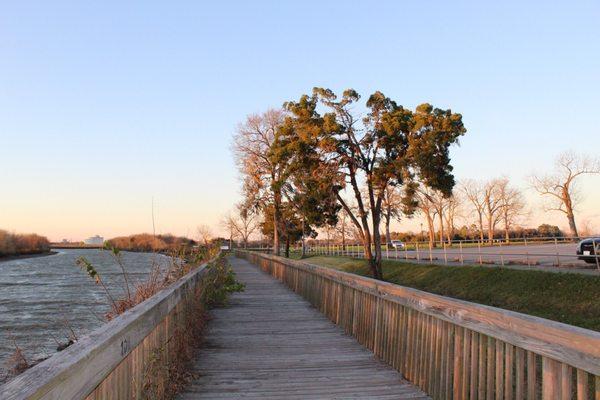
[300,255,600,332]
[0,249,174,383]
[0,250,58,263]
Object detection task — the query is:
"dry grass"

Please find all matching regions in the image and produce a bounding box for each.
[140,254,242,399]
[77,245,220,321]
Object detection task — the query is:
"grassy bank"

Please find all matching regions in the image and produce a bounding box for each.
[300,255,600,332]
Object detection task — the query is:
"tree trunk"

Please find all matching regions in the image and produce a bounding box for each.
[300,218,306,258]
[567,210,578,238]
[385,214,391,246]
[438,217,444,245]
[445,219,453,244]
[285,234,290,258]
[478,213,485,242]
[273,191,282,256]
[426,213,435,248]
[371,218,384,280]
[487,216,494,244]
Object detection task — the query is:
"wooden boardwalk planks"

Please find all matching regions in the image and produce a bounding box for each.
[177,256,429,400]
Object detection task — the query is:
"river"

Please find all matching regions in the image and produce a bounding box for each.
[0,248,172,381]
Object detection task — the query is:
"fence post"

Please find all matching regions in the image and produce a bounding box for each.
[499,241,505,267]
[459,240,464,265]
[478,240,483,265]
[554,238,561,267]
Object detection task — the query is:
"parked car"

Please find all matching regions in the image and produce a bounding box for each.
[389,240,405,249]
[576,238,600,264]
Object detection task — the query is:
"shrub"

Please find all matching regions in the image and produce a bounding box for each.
[0,230,50,257]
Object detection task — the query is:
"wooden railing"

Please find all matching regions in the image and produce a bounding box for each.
[0,256,219,400]
[237,250,600,400]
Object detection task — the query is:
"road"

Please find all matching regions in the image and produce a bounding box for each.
[332,243,600,273]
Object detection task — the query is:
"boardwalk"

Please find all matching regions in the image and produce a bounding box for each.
[178,256,429,399]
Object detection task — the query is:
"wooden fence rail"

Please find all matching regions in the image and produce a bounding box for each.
[237,250,600,400]
[0,256,219,400]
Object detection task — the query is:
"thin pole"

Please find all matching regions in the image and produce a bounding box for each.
[443,241,448,265]
[525,237,530,266]
[594,239,600,272]
[428,240,433,263]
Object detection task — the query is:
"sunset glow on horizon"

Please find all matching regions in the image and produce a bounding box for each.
[1,1,599,241]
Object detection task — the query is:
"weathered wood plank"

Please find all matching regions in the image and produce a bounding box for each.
[178,257,429,399]
[248,253,600,376]
[236,250,600,400]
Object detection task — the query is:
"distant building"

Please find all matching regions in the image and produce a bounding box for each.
[84,235,104,246]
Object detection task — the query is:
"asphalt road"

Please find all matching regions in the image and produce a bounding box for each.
[336,243,600,273]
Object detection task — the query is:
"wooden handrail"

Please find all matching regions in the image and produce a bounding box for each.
[0,255,218,400]
[238,250,600,399]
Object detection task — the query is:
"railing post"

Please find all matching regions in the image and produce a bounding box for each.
[459,240,464,265]
[499,241,505,267]
[554,237,561,267]
[416,242,420,261]
[478,240,483,265]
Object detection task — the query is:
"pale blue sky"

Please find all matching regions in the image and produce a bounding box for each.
[1,1,599,240]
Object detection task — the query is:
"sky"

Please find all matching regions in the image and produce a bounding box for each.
[1,1,599,241]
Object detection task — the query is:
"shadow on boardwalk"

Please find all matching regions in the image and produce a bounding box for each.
[177,256,429,399]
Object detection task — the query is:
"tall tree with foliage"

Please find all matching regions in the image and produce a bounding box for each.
[270,108,341,257]
[280,88,465,278]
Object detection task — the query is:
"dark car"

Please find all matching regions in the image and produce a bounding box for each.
[576,238,600,264]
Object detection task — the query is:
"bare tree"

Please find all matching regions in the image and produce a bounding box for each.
[233,109,285,255]
[415,187,438,247]
[579,218,598,237]
[497,181,527,241]
[461,180,486,242]
[334,208,353,251]
[223,203,259,249]
[483,178,504,244]
[430,191,447,244]
[530,151,600,238]
[443,192,462,243]
[381,185,404,245]
[196,225,212,247]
